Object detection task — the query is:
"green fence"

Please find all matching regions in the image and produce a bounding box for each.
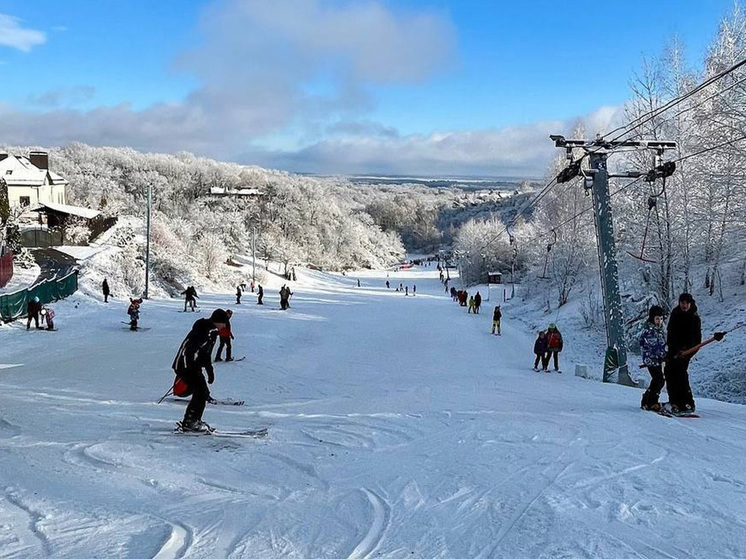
[0,270,78,322]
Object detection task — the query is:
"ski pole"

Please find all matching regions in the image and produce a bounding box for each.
[156,384,174,404]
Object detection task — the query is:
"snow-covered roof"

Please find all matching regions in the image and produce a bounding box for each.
[30,202,100,220]
[209,186,263,196]
[0,155,68,187]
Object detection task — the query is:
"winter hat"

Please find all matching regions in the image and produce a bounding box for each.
[548,323,556,330]
[648,305,665,323]
[33,296,40,303]
[678,293,695,304]
[210,309,230,324]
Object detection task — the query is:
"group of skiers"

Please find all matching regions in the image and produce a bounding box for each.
[450,288,483,313]
[639,292,704,415]
[385,281,417,296]
[25,296,55,331]
[532,324,564,372]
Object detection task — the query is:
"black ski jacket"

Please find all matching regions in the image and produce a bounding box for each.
[534,336,548,355]
[666,304,702,358]
[172,318,218,377]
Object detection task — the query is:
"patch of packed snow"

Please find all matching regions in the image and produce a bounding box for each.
[1,265,745,558]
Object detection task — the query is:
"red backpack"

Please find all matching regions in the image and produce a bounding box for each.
[173,377,192,397]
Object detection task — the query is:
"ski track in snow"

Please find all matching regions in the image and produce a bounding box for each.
[346,488,390,559]
[150,520,191,559]
[2,488,53,558]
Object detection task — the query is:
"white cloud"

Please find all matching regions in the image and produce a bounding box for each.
[0,2,628,177]
[0,14,46,52]
[242,106,625,177]
[0,0,456,164]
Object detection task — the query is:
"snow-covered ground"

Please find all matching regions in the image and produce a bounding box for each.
[1,265,745,559]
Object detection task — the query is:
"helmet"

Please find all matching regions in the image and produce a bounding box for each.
[210,309,230,323]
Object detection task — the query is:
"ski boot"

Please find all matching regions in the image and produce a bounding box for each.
[180,419,213,433]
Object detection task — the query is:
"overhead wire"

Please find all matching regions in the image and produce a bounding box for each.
[472,56,746,256]
[601,56,746,142]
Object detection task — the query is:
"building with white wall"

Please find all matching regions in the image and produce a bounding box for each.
[0,151,68,208]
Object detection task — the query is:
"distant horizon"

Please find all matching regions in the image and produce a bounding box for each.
[307,172,542,182]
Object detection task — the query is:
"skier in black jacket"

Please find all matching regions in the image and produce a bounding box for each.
[181,286,198,312]
[172,309,229,431]
[664,293,702,414]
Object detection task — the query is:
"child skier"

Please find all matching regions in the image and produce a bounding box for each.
[533,330,548,371]
[468,295,475,313]
[639,305,667,412]
[215,309,234,362]
[40,306,55,330]
[545,323,563,371]
[127,298,143,331]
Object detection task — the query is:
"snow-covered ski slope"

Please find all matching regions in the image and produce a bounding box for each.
[1,266,745,559]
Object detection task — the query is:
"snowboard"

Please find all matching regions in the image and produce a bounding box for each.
[660,403,700,418]
[123,326,151,332]
[643,405,700,418]
[174,422,268,439]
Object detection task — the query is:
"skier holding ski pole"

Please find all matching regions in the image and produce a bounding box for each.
[172,309,229,432]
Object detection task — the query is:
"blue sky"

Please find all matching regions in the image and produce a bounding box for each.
[0,0,738,176]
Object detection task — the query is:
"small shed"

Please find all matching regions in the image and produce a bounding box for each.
[488,271,502,284]
[24,202,102,247]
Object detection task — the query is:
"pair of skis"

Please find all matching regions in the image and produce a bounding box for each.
[174,422,268,439]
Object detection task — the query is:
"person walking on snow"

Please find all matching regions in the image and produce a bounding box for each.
[405,286,409,296]
[215,309,234,362]
[26,296,42,329]
[533,331,549,371]
[102,278,110,303]
[664,293,701,414]
[173,309,229,432]
[413,285,416,296]
[491,305,502,335]
[474,291,482,313]
[639,305,667,412]
[545,323,563,371]
[386,280,390,289]
[257,284,264,304]
[181,286,198,312]
[468,295,475,313]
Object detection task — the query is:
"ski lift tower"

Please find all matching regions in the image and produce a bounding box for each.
[550,135,676,386]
